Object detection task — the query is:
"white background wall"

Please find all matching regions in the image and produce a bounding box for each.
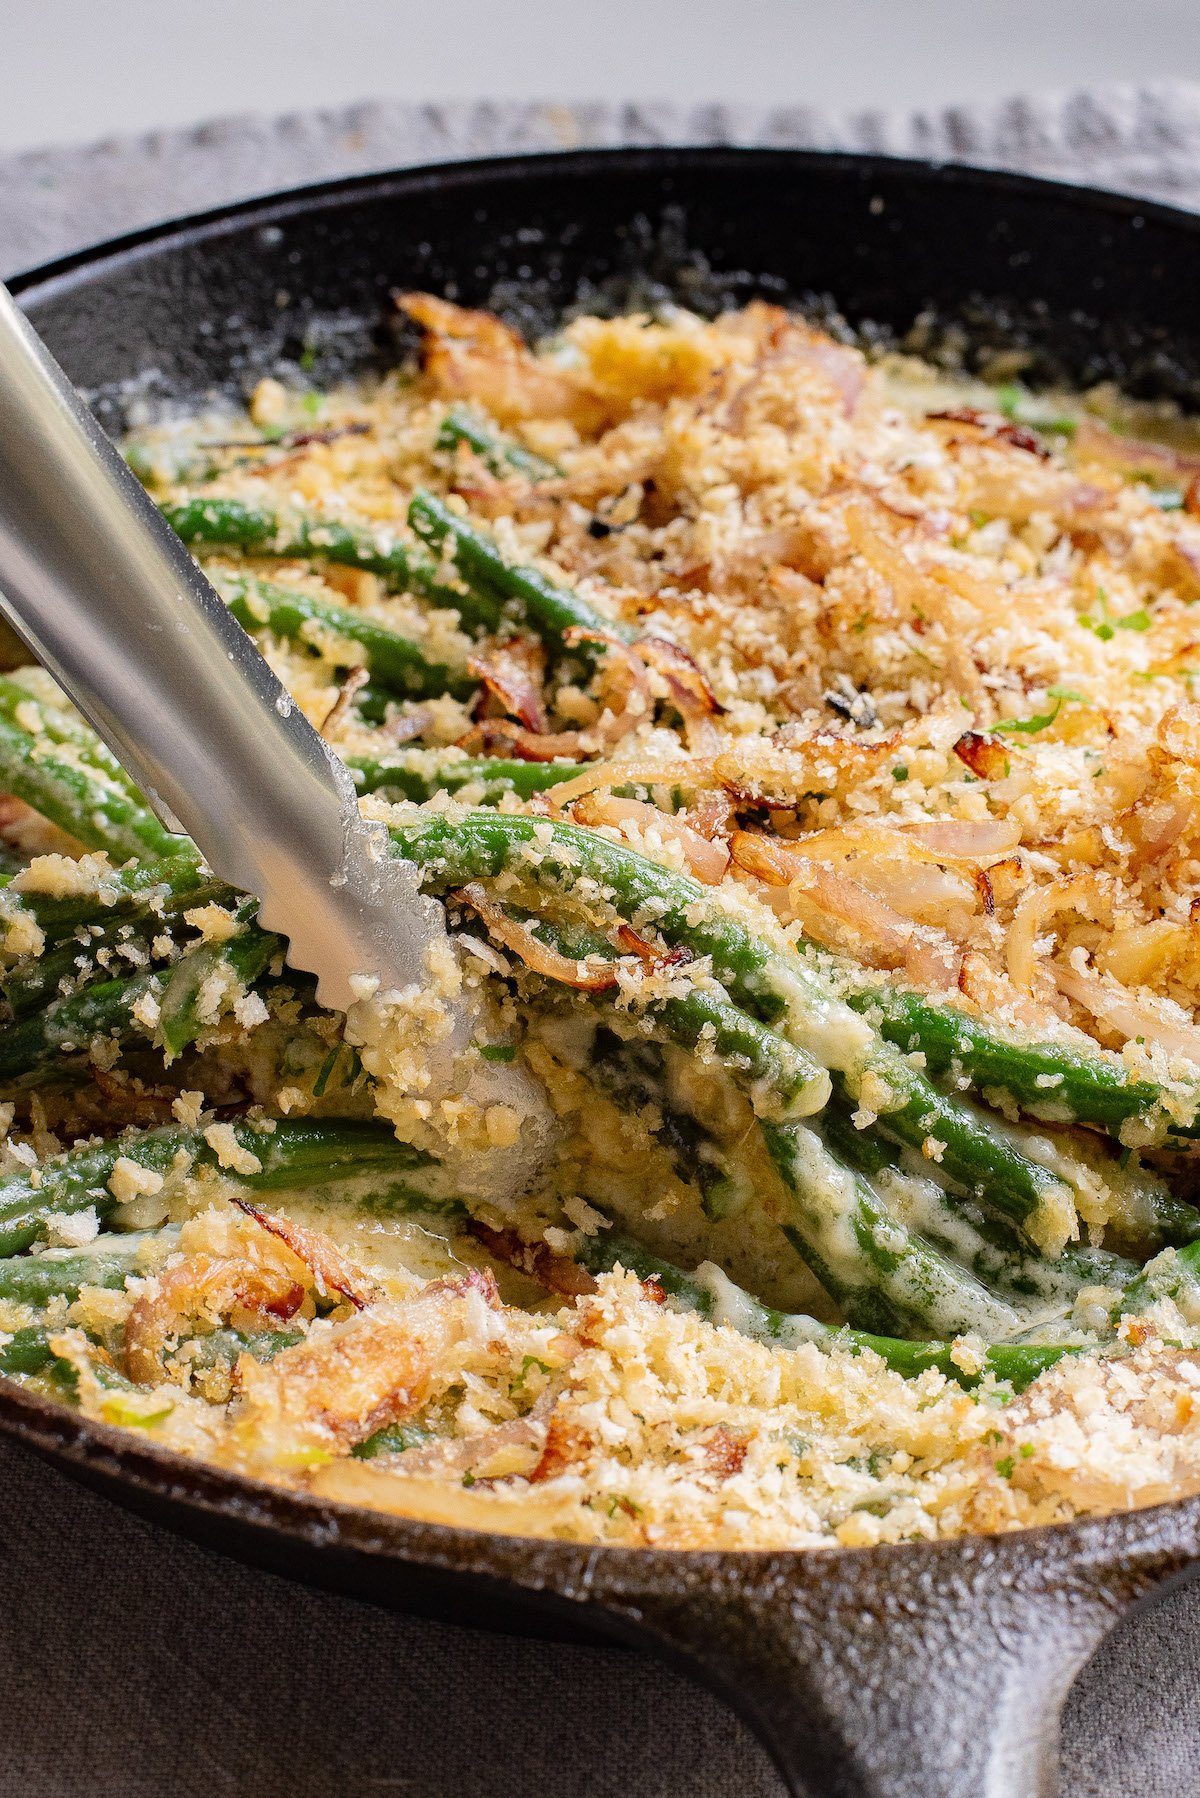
[4,0,1199,155]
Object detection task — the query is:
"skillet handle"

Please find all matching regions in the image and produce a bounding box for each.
[597,1531,1182,1798]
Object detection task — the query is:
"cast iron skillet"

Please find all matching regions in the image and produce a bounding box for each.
[5,148,1200,1798]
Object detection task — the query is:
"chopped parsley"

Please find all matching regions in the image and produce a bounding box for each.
[479,1042,516,1063]
[1080,588,1152,639]
[993,687,1086,735]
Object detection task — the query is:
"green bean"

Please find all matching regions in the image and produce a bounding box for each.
[161,496,504,632]
[182,1326,304,1369]
[0,915,281,1083]
[819,1084,1142,1308]
[761,1119,1027,1340]
[217,573,476,701]
[386,808,1085,1245]
[157,906,282,1058]
[8,856,211,938]
[849,981,1200,1141]
[1112,1239,1200,1320]
[0,1326,61,1377]
[351,1420,435,1460]
[465,892,1043,1338]
[0,676,151,813]
[0,709,181,862]
[2,877,233,1018]
[409,489,631,650]
[0,1231,172,1307]
[436,405,560,480]
[0,1119,438,1258]
[345,751,587,804]
[458,899,829,1120]
[570,1226,1072,1393]
[587,1028,747,1221]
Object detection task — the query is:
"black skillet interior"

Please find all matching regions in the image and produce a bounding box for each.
[11,148,1200,1798]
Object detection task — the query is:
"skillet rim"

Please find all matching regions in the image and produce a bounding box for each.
[6,143,1200,1579]
[9,142,1200,306]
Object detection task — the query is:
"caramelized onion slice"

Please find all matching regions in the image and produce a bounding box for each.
[454,882,619,990]
[730,833,960,989]
[233,1197,379,1310]
[1055,962,1200,1068]
[794,817,1022,870]
[1073,416,1200,482]
[123,1253,307,1385]
[546,758,713,808]
[573,792,730,884]
[468,636,547,732]
[1006,875,1110,994]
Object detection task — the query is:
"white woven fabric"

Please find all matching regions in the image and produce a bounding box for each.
[2,88,1200,1795]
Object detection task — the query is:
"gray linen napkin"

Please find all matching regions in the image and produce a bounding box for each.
[2,86,1199,1796]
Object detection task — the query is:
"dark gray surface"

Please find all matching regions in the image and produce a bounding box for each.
[2,91,1200,1795]
[1,1431,1197,1798]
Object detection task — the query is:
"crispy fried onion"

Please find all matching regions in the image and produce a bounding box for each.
[232,1197,379,1309]
[470,1220,599,1297]
[397,292,609,432]
[730,832,961,989]
[684,787,735,841]
[123,1253,308,1385]
[1121,704,1200,872]
[236,1270,502,1457]
[319,665,371,739]
[236,1309,430,1453]
[926,407,1049,458]
[454,882,619,990]
[844,507,989,717]
[720,308,865,423]
[463,627,653,761]
[1006,874,1112,994]
[468,635,547,732]
[788,817,1022,870]
[955,731,1010,780]
[714,730,893,807]
[571,792,730,884]
[545,757,713,809]
[1054,963,1200,1067]
[637,635,723,750]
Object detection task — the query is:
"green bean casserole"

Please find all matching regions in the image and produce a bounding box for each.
[4,294,1200,1546]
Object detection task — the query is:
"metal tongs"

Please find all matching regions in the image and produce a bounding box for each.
[0,283,453,1013]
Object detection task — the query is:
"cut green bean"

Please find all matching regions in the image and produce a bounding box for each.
[436,405,560,480]
[217,573,476,701]
[409,489,631,650]
[386,808,1090,1244]
[0,1231,172,1308]
[0,709,182,862]
[588,1028,747,1221]
[8,856,211,937]
[762,1119,1027,1340]
[2,877,233,1018]
[0,1119,440,1258]
[160,496,503,632]
[0,916,282,1082]
[819,1084,1141,1308]
[459,900,829,1120]
[570,1226,1073,1392]
[345,751,587,804]
[849,981,1200,1141]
